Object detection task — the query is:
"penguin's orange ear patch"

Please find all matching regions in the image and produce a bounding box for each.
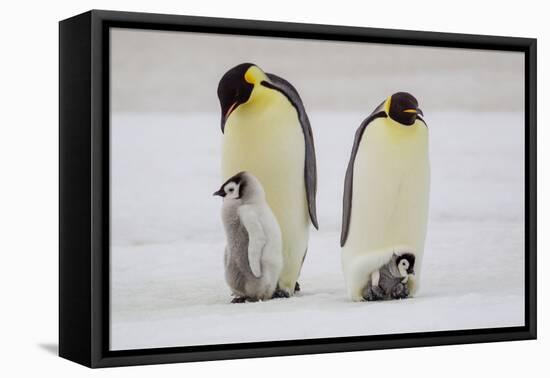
[244,69,255,84]
[244,66,267,85]
[384,95,392,114]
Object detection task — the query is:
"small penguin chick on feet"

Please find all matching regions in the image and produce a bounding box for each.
[363,253,415,301]
[214,172,283,303]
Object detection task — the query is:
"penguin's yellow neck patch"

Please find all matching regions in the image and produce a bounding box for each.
[240,66,281,109]
[244,66,268,85]
[384,95,392,114]
[243,83,286,111]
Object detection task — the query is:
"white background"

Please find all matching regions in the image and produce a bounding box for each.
[0,0,546,376]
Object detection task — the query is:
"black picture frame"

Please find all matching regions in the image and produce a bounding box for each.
[59,9,537,368]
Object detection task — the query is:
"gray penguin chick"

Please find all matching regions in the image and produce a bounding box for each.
[214,172,283,303]
[362,252,416,301]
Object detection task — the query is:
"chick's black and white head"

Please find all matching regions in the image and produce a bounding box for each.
[213,172,265,202]
[386,92,423,126]
[396,253,416,277]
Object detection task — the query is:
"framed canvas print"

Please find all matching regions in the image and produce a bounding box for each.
[59,10,536,368]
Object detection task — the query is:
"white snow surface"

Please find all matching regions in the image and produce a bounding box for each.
[110,111,525,350]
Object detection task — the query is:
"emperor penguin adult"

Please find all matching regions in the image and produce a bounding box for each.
[340,92,430,302]
[217,63,318,297]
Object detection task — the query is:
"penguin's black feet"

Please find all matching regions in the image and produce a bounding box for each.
[272,288,290,299]
[231,296,259,303]
[231,296,247,303]
[390,283,410,300]
[363,285,385,301]
[294,282,301,292]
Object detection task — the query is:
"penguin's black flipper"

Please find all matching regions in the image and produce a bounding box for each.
[263,73,319,230]
[340,102,387,247]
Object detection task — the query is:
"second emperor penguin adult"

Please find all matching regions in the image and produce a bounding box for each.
[218,63,318,297]
[340,92,430,302]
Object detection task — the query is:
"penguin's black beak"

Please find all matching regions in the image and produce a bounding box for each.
[213,188,226,197]
[220,102,239,131]
[408,267,415,275]
[223,102,238,123]
[403,108,423,117]
[226,102,237,118]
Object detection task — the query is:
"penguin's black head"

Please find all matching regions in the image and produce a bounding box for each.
[213,171,248,200]
[387,92,423,126]
[217,63,256,131]
[396,253,416,275]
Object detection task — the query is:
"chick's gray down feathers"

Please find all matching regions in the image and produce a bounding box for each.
[363,253,412,301]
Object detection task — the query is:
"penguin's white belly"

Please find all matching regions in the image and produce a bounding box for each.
[222,94,309,292]
[342,118,430,300]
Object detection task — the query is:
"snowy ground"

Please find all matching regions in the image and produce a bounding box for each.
[110,111,525,350]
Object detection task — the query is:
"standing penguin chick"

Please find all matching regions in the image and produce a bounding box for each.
[214,172,283,303]
[363,253,416,301]
[218,63,318,297]
[341,92,430,302]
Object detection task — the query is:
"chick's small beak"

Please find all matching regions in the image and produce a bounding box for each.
[409,268,415,275]
[213,189,225,197]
